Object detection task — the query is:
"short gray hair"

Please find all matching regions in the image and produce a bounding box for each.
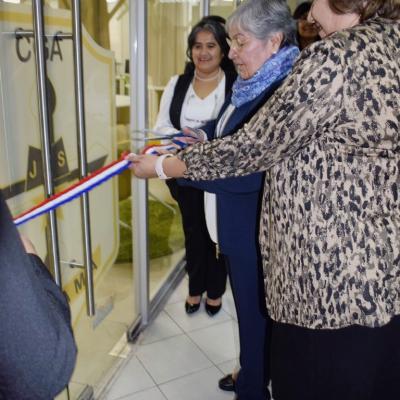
[226,0,297,48]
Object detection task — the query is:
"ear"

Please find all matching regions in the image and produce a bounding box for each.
[270,32,284,52]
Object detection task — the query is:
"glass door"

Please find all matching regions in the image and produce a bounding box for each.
[146,0,200,304]
[210,0,237,19]
[0,1,138,398]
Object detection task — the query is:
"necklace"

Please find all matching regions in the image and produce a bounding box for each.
[194,68,221,82]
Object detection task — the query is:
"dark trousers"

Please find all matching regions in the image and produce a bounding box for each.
[271,314,400,400]
[167,180,226,299]
[225,250,270,400]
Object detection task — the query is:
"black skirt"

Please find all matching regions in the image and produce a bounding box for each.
[270,315,400,400]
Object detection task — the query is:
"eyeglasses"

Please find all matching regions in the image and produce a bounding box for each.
[226,36,249,51]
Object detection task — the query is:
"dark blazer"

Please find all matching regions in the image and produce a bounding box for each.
[0,193,77,399]
[179,80,283,255]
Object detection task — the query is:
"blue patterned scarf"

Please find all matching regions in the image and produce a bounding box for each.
[231,45,300,107]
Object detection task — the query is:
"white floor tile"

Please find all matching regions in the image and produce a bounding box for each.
[166,277,188,305]
[104,357,155,400]
[221,288,237,320]
[188,321,239,365]
[100,278,244,400]
[159,366,234,400]
[164,300,231,333]
[136,334,212,384]
[118,387,168,400]
[138,311,183,345]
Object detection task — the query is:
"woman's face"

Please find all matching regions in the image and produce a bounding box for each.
[297,12,319,39]
[228,25,278,80]
[191,30,224,75]
[308,0,360,38]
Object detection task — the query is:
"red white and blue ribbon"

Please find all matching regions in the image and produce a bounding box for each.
[13,131,196,226]
[13,155,131,226]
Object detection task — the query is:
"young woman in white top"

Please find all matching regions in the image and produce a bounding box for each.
[153,17,236,316]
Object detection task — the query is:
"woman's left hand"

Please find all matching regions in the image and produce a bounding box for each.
[125,153,158,179]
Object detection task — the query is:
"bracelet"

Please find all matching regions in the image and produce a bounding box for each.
[155,154,173,180]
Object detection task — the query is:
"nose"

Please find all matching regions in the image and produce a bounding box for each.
[307,1,316,25]
[199,46,208,56]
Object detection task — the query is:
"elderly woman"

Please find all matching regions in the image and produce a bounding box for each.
[129,0,400,399]
[140,1,298,399]
[182,1,297,399]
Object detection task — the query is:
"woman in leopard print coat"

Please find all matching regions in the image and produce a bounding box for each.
[128,0,400,398]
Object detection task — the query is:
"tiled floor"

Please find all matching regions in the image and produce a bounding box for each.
[99,277,240,400]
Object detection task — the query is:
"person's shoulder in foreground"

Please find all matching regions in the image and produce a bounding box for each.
[0,192,77,400]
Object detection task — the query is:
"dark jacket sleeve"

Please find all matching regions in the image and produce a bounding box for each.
[177,172,263,194]
[201,119,218,141]
[0,193,77,400]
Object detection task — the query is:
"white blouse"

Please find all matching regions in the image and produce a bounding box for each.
[153,74,226,135]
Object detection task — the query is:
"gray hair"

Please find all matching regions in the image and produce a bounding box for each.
[226,0,297,48]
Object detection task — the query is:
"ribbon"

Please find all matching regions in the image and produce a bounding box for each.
[13,130,197,226]
[13,154,131,226]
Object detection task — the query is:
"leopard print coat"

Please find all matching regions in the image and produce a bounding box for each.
[178,18,400,329]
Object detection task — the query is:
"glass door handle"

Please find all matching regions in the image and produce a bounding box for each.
[31,0,95,315]
[71,0,95,316]
[31,0,62,286]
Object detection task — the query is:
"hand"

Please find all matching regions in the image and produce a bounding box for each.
[182,127,207,142]
[171,127,207,147]
[20,234,38,255]
[125,153,158,178]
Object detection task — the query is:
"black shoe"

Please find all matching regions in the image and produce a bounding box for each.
[185,300,200,314]
[218,373,235,392]
[205,301,222,316]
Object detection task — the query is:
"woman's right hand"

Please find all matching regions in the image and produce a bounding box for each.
[125,153,159,179]
[125,152,187,179]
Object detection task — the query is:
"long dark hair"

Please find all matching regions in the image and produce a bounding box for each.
[328,0,400,22]
[186,18,234,73]
[293,1,312,20]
